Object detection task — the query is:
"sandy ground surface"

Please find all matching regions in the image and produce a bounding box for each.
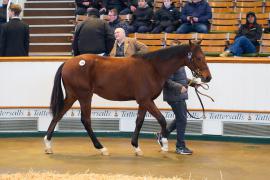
[0,137,269,180]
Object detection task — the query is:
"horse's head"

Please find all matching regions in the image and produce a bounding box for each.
[186,40,212,83]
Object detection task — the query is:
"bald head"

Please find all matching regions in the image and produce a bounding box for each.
[114,28,126,43]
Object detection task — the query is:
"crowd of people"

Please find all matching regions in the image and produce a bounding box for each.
[74,0,263,57]
[0,0,264,57]
[76,0,212,35]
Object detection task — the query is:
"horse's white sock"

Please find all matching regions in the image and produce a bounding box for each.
[161,138,168,152]
[44,135,52,149]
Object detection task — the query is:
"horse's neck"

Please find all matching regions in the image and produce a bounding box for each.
[151,55,187,79]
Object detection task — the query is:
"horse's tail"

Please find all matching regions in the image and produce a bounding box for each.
[50,63,65,118]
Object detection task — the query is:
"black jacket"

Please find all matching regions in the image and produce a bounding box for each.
[126,0,153,7]
[102,0,127,12]
[0,4,7,24]
[72,17,115,55]
[0,18,29,56]
[153,4,180,27]
[235,12,262,47]
[131,5,153,26]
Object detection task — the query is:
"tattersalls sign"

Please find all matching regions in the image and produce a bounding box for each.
[0,108,270,137]
[1,108,270,122]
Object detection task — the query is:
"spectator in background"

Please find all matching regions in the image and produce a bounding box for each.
[99,0,127,15]
[220,12,262,57]
[0,0,9,35]
[0,0,8,24]
[119,0,153,15]
[151,0,180,33]
[108,8,129,35]
[0,4,29,56]
[110,28,148,57]
[129,0,153,33]
[75,0,102,15]
[72,8,115,56]
[176,0,211,34]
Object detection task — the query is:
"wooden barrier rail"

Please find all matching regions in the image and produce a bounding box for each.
[0,106,270,114]
[1,56,270,64]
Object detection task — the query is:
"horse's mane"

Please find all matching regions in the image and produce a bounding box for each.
[132,44,190,61]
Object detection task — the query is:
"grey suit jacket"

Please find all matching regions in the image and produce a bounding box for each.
[163,67,188,102]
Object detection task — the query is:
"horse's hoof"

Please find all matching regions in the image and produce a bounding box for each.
[45,148,53,154]
[100,147,109,156]
[161,146,169,152]
[134,147,143,156]
[161,148,168,153]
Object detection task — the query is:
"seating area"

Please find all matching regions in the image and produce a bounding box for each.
[72,0,270,56]
[130,32,270,56]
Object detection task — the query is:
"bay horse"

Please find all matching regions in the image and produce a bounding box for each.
[44,41,212,155]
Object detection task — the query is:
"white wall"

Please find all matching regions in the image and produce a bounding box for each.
[0,62,269,111]
[0,61,270,136]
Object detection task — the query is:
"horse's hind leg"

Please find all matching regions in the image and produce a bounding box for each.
[78,95,108,155]
[131,105,146,156]
[140,100,169,152]
[44,96,76,154]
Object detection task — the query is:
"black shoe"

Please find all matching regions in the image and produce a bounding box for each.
[176,146,193,155]
[155,132,163,147]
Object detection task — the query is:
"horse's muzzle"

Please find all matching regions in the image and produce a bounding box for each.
[202,76,212,83]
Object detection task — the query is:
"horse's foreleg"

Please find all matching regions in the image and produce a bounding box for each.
[142,100,169,152]
[44,96,76,154]
[131,106,146,156]
[79,97,108,156]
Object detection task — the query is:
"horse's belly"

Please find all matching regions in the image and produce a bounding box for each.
[93,87,135,101]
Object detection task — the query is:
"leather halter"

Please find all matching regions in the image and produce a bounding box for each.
[186,52,214,119]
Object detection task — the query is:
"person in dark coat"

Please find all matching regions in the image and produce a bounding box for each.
[0,0,8,24]
[119,0,153,15]
[0,4,29,56]
[129,0,153,33]
[220,12,262,57]
[151,0,180,33]
[0,0,9,35]
[75,0,102,15]
[72,8,115,56]
[108,8,129,35]
[100,0,127,15]
[176,0,212,33]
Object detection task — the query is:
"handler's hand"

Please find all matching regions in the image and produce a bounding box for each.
[180,86,187,94]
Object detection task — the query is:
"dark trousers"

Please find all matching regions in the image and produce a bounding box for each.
[151,25,175,33]
[128,24,152,33]
[166,101,187,148]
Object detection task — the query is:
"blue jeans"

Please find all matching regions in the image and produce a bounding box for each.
[176,23,208,33]
[229,36,256,56]
[166,101,187,148]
